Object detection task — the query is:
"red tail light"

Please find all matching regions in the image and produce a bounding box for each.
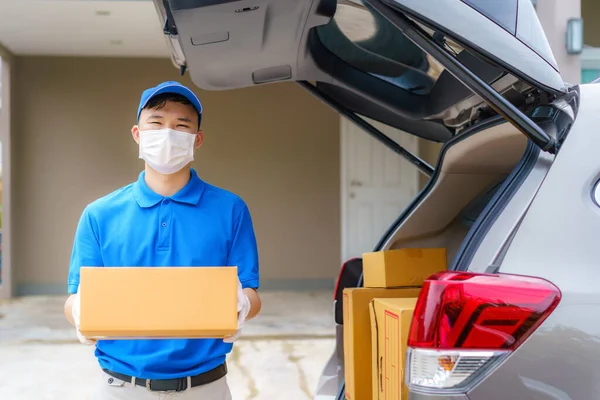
[406,271,561,390]
[408,271,561,350]
[333,262,347,301]
[334,257,361,300]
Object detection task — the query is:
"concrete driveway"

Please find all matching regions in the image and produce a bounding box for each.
[0,292,336,400]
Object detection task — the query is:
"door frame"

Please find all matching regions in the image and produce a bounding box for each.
[340,116,420,265]
[0,47,12,299]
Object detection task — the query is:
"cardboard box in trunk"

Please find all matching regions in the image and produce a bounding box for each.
[343,287,421,400]
[79,266,238,339]
[370,297,417,400]
[362,248,447,288]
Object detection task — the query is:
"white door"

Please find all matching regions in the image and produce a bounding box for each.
[341,116,420,263]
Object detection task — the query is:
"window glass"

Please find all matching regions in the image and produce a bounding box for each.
[515,0,559,70]
[461,0,518,35]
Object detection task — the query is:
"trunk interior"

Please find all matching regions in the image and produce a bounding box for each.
[384,119,529,265]
[333,118,533,393]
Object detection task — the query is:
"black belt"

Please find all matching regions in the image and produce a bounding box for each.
[103,362,227,392]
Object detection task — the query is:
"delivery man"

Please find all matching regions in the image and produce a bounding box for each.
[63,81,261,399]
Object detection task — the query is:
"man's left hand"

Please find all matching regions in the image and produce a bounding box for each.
[71,293,98,346]
[223,279,251,343]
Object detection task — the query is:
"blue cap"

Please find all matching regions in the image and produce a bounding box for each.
[137,81,203,126]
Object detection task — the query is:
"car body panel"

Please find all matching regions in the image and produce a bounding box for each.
[314,325,344,399]
[500,83,600,295]
[407,82,600,399]
[467,304,600,400]
[469,83,600,399]
[147,1,588,399]
[464,148,554,274]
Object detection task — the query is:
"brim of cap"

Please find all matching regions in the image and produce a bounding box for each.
[138,84,203,119]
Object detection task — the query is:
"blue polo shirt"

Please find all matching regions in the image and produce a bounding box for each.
[67,169,259,379]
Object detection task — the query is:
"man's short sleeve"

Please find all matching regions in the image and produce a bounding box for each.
[67,207,103,294]
[227,202,259,289]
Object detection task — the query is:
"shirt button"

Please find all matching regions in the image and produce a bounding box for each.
[161,222,167,227]
[163,199,170,205]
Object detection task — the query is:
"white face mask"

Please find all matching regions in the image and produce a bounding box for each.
[138,128,197,175]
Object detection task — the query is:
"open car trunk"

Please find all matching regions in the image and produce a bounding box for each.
[150,2,581,399]
[154,0,577,158]
[325,116,548,400]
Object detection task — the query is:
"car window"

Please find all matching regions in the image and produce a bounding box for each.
[461,0,518,35]
[460,0,555,69]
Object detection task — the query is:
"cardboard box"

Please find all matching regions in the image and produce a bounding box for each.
[343,287,421,400]
[363,248,447,288]
[370,298,417,400]
[79,266,238,339]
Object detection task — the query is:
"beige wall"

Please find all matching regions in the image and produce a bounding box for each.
[12,56,341,294]
[582,0,600,46]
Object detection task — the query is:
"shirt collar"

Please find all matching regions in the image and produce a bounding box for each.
[133,168,205,208]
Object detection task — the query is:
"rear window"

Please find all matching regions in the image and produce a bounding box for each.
[461,0,518,35]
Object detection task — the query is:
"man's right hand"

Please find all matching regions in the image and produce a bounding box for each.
[68,293,97,346]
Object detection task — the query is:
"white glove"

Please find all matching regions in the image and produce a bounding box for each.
[223,279,251,343]
[71,292,96,346]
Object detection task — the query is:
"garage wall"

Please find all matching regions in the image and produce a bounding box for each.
[582,0,600,46]
[12,56,341,294]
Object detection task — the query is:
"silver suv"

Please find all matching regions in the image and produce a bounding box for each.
[152,0,596,399]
